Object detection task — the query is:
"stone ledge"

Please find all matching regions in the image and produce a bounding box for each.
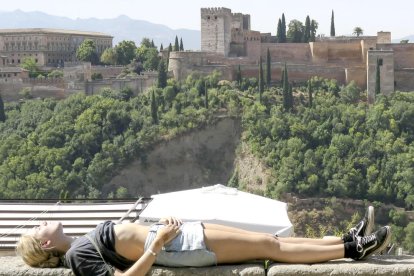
[1,255,413,276]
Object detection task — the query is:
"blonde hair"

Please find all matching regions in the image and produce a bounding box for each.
[16,235,61,268]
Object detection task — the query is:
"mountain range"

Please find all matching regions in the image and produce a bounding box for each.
[0,10,201,50]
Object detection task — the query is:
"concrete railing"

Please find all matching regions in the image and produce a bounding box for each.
[1,255,413,276]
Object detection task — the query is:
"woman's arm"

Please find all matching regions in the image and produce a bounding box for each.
[116,220,182,276]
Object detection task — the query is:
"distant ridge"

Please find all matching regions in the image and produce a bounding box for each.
[0,10,201,49]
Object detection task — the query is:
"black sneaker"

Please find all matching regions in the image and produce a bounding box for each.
[353,226,391,260]
[344,206,374,242]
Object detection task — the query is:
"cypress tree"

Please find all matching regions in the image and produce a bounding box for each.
[266,48,271,87]
[288,83,293,110]
[282,63,290,110]
[281,13,287,43]
[150,89,158,124]
[204,81,209,109]
[179,38,184,51]
[276,18,282,43]
[308,81,313,108]
[330,10,335,37]
[168,43,173,52]
[151,39,155,48]
[375,58,381,95]
[0,93,5,122]
[174,36,179,51]
[157,59,167,88]
[281,68,284,88]
[160,44,164,51]
[310,20,316,42]
[303,16,311,42]
[236,65,242,86]
[258,56,264,103]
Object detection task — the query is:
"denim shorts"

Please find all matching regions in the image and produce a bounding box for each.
[144,222,217,267]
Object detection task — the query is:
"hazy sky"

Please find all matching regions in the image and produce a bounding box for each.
[0,0,412,39]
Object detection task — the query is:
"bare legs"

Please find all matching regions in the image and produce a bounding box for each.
[202,223,345,264]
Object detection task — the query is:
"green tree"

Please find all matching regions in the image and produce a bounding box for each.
[353,27,364,37]
[168,43,173,52]
[308,81,313,108]
[258,56,264,103]
[404,222,414,254]
[266,48,271,87]
[47,70,63,79]
[150,89,158,124]
[115,40,137,65]
[140,38,153,48]
[151,40,155,48]
[0,93,5,122]
[287,20,304,43]
[281,13,287,43]
[204,81,209,109]
[179,38,184,51]
[303,16,311,42]
[276,18,283,43]
[157,59,167,89]
[21,57,39,78]
[160,44,164,51]
[235,65,242,86]
[375,57,381,95]
[76,39,98,64]
[330,10,335,37]
[310,20,318,42]
[174,36,179,51]
[100,47,118,65]
[282,63,291,110]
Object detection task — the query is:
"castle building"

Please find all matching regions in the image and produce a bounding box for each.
[169,7,414,102]
[0,28,113,67]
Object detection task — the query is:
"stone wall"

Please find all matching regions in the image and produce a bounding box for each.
[395,69,414,92]
[91,66,124,79]
[1,255,413,276]
[262,43,312,64]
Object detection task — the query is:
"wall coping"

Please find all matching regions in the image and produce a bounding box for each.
[1,255,413,276]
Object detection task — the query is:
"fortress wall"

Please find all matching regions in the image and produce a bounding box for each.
[240,63,346,84]
[91,66,124,79]
[395,69,414,92]
[327,42,363,63]
[378,44,414,69]
[345,67,367,89]
[261,43,311,63]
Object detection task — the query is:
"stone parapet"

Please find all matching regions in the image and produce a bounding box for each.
[1,255,413,276]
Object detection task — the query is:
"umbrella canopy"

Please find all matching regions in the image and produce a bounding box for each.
[138,184,293,237]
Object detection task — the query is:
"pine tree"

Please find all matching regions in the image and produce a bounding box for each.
[375,57,381,95]
[236,65,242,86]
[281,13,287,43]
[276,18,282,43]
[330,10,336,37]
[303,16,311,42]
[258,56,264,104]
[160,44,164,51]
[266,48,271,87]
[157,59,167,88]
[179,38,184,51]
[150,89,158,124]
[174,36,179,51]
[308,81,313,108]
[0,93,5,122]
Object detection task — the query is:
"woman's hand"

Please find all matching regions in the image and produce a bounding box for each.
[155,217,182,245]
[158,216,183,226]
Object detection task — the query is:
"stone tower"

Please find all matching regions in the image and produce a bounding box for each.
[201,8,233,56]
[367,50,394,104]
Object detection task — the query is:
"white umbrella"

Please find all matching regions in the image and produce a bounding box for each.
[138,184,293,237]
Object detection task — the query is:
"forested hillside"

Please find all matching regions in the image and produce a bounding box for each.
[1,72,414,252]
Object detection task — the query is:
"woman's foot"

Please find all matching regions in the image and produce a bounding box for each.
[352,226,391,260]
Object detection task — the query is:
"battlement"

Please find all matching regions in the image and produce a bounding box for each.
[200,7,232,16]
